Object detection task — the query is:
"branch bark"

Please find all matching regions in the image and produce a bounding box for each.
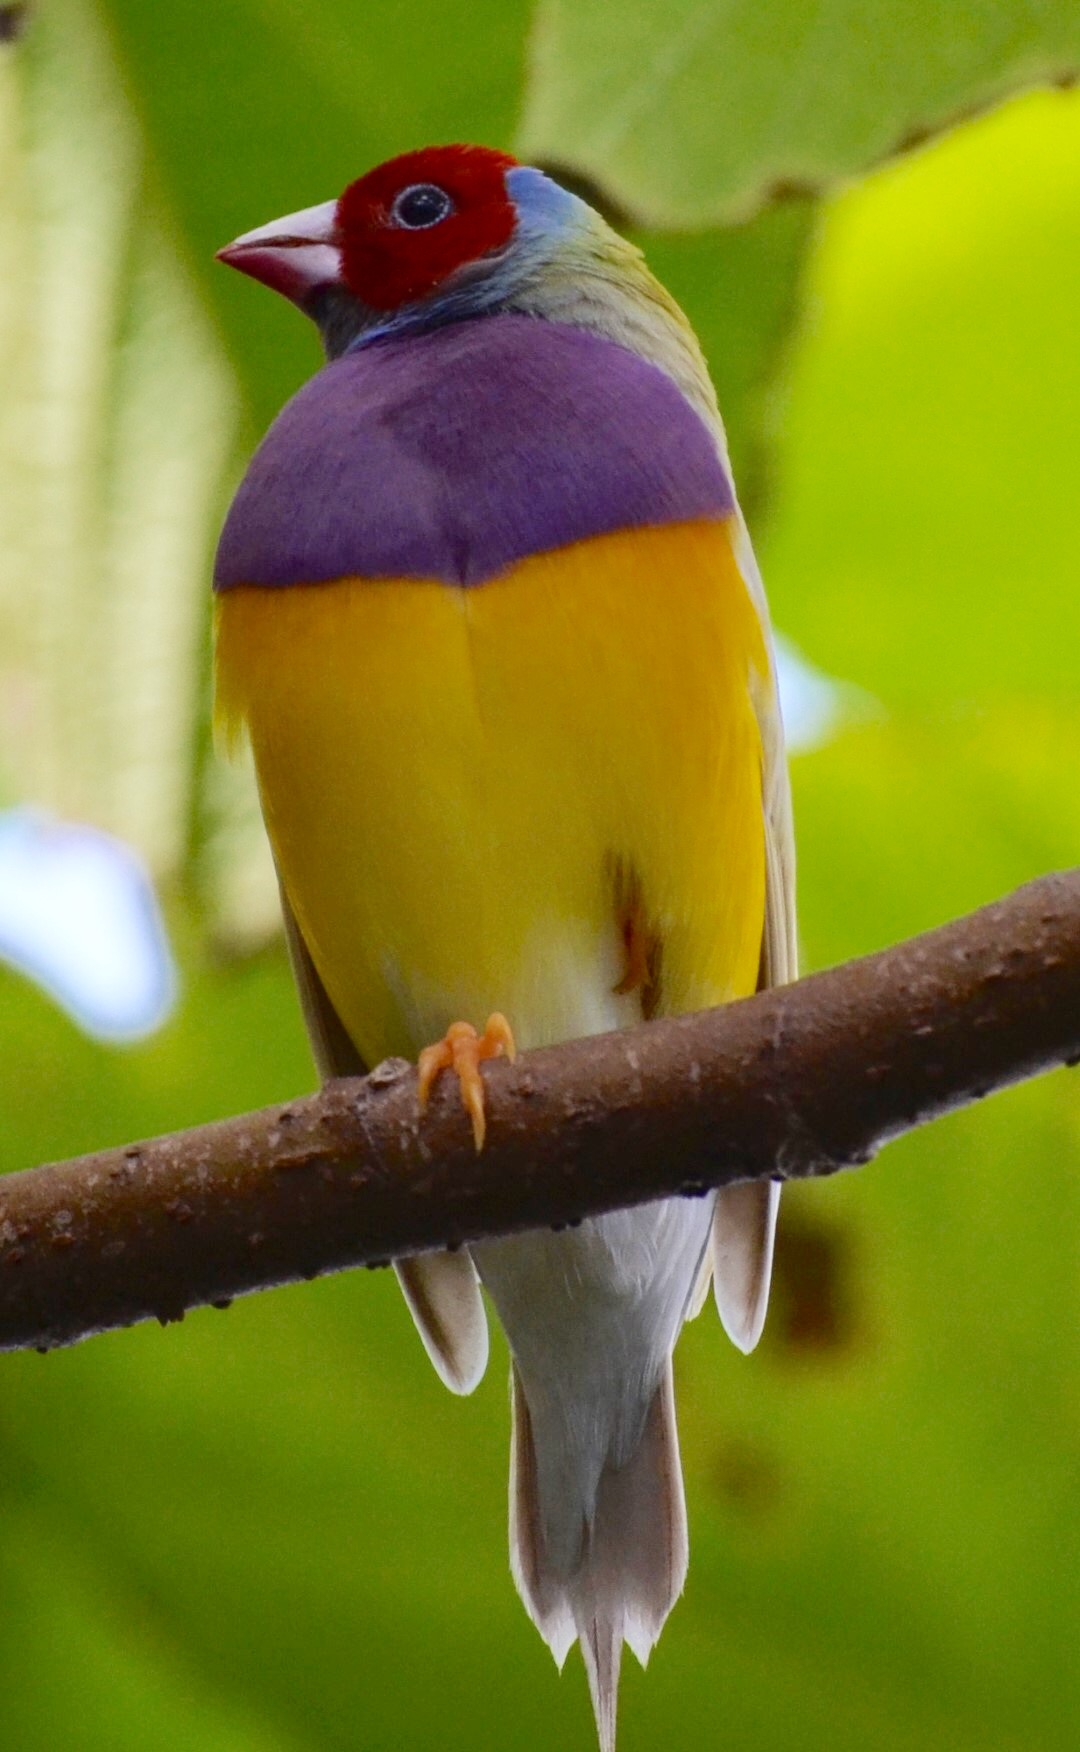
[1,870,1078,1354]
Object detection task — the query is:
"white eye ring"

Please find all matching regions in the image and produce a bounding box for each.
[390,183,455,230]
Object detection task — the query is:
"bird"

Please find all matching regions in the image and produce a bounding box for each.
[213,143,796,1751]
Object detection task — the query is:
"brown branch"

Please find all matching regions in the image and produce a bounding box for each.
[1,871,1078,1354]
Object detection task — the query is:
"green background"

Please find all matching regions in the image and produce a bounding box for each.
[0,2,1077,1748]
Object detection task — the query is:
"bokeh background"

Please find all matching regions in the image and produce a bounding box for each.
[1,3,1078,1748]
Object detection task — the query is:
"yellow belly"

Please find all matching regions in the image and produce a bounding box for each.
[215,518,768,1064]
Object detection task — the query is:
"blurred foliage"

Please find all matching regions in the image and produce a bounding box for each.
[1,2,1078,1751]
[0,3,234,859]
[0,3,273,941]
[99,0,532,437]
[522,0,1080,225]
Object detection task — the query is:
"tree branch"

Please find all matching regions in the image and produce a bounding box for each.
[1,870,1078,1354]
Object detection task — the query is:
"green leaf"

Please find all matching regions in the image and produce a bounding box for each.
[760,87,1080,709]
[519,0,1080,225]
[98,0,533,432]
[0,1,241,876]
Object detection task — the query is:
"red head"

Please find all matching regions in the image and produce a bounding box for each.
[336,145,518,309]
[219,144,519,316]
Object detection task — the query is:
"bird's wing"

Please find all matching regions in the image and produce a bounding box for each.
[278,873,489,1395]
[708,531,796,1354]
[278,871,368,1081]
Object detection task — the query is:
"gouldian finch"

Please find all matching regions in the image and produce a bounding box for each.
[214,144,796,1750]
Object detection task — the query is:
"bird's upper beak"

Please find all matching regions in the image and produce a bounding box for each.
[216,200,342,305]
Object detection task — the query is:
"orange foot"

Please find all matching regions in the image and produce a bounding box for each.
[416,1013,516,1151]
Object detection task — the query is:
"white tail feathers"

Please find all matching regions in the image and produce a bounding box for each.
[393,1252,489,1395]
[712,1178,780,1354]
[581,1614,621,1752]
[510,1363,688,1752]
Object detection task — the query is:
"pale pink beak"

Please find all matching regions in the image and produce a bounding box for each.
[216,199,342,305]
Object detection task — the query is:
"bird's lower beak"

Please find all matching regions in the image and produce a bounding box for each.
[216,199,342,305]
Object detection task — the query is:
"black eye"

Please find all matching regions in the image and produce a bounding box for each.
[390,183,454,230]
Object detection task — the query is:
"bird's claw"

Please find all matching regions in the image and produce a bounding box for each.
[416,1013,516,1150]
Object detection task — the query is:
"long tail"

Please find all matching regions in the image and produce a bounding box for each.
[509,1361,688,1752]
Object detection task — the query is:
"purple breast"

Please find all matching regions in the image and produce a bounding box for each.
[214,313,733,591]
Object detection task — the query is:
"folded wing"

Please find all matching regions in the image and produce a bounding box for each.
[279,876,489,1395]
